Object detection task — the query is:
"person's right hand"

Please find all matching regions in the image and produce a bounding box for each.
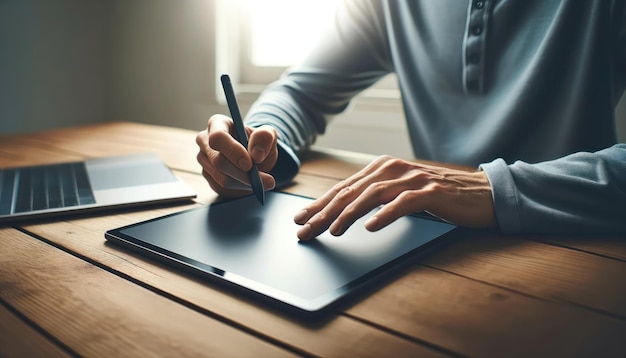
[196,114,278,198]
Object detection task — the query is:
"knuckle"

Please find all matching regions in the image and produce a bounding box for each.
[408,170,428,182]
[427,182,444,192]
[341,203,361,219]
[379,157,409,173]
[370,155,394,170]
[376,154,394,163]
[212,154,226,171]
[195,131,206,146]
[207,130,225,147]
[373,184,392,202]
[310,211,328,224]
[331,180,349,194]
[254,125,277,140]
[397,190,420,201]
[261,124,277,135]
[369,181,388,197]
[336,185,355,201]
[208,113,228,124]
[360,181,387,202]
[338,210,355,224]
[196,151,206,165]
[398,190,419,200]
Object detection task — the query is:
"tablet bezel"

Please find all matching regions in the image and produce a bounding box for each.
[105,191,457,318]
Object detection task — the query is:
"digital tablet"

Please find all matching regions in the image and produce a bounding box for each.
[105,191,456,317]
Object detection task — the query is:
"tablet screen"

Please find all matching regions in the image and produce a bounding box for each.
[105,191,456,315]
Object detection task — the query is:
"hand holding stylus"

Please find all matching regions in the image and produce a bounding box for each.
[195,76,278,201]
[220,74,266,205]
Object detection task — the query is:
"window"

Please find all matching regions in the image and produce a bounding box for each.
[214,0,409,158]
[246,0,338,67]
[215,0,399,100]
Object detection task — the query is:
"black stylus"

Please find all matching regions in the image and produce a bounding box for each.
[220,74,265,205]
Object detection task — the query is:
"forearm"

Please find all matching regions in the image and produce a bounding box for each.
[481,144,626,234]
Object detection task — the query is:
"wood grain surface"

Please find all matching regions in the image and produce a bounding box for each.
[1,122,624,357]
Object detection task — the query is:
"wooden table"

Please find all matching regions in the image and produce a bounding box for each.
[1,122,625,357]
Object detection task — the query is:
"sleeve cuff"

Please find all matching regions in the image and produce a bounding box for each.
[479,158,523,234]
[271,140,301,189]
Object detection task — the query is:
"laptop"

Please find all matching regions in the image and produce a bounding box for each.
[0,153,196,223]
[105,191,456,318]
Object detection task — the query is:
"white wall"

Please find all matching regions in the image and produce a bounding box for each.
[0,0,106,134]
[0,0,221,136]
[105,0,222,131]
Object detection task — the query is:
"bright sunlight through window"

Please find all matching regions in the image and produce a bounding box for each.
[242,0,339,67]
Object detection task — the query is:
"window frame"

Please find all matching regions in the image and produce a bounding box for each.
[214,0,401,105]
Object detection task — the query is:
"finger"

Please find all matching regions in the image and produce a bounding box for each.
[294,156,391,225]
[298,180,373,241]
[203,149,276,191]
[328,180,398,236]
[321,159,412,235]
[258,145,279,174]
[198,141,252,191]
[196,150,210,173]
[197,132,252,187]
[202,168,254,197]
[196,129,209,152]
[202,157,249,191]
[208,115,251,171]
[328,172,421,236]
[209,150,252,185]
[261,172,276,191]
[248,125,277,164]
[293,181,348,225]
[319,158,433,236]
[296,199,347,241]
[365,189,430,231]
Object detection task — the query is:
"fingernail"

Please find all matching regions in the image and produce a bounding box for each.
[267,180,276,190]
[329,221,343,236]
[297,224,312,241]
[365,216,380,231]
[294,209,308,224]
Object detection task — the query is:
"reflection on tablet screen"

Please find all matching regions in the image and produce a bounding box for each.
[106,191,456,314]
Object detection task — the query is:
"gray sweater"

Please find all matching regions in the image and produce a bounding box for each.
[246,0,626,234]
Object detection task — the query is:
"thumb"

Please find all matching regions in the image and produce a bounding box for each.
[248,125,277,163]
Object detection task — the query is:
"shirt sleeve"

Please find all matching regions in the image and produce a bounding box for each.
[270,139,301,189]
[480,144,626,234]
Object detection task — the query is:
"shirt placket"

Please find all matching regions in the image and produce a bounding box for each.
[463,0,492,94]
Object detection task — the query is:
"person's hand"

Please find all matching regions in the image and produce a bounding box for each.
[196,114,278,197]
[294,155,496,241]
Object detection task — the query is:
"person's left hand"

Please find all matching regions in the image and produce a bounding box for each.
[294,155,496,241]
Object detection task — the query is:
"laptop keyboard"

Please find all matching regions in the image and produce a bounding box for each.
[0,162,96,214]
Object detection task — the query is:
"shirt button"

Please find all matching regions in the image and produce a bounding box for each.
[472,25,482,35]
[474,0,484,9]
